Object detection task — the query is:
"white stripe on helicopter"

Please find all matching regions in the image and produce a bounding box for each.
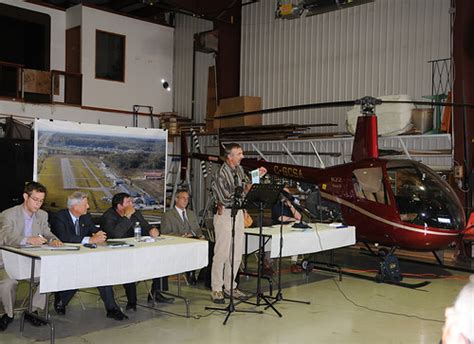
[321,192,460,236]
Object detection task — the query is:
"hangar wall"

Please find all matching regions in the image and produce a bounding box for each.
[173,14,214,122]
[240,0,451,131]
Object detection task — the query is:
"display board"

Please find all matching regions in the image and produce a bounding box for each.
[34,119,167,219]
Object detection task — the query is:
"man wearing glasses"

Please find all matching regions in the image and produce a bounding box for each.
[0,181,63,330]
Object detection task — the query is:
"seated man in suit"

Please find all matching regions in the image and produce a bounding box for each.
[100,193,174,311]
[49,191,127,321]
[161,189,204,239]
[161,189,205,284]
[0,235,17,331]
[0,276,16,331]
[0,181,63,329]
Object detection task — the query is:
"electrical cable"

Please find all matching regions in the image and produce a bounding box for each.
[332,279,444,323]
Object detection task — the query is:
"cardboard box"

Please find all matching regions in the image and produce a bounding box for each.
[219,96,262,116]
[214,114,262,128]
[412,108,433,133]
[23,69,51,94]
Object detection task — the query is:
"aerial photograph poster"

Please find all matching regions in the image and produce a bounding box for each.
[34,119,167,219]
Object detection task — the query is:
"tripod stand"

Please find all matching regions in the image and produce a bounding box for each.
[243,184,284,317]
[205,188,262,325]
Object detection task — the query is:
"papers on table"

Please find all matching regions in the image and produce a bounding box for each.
[106,241,134,248]
[44,245,80,251]
[20,244,79,251]
[328,222,348,228]
[134,236,170,243]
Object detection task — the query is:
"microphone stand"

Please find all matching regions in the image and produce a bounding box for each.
[266,197,310,308]
[283,189,343,280]
[241,184,284,317]
[205,177,262,325]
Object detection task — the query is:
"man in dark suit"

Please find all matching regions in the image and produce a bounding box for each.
[49,191,127,321]
[100,192,174,311]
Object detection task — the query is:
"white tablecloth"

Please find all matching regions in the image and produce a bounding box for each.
[1,236,208,293]
[244,223,356,258]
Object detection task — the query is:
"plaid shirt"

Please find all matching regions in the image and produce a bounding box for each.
[211,162,249,208]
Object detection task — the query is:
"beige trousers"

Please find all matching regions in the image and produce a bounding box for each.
[211,209,244,292]
[0,268,46,317]
[0,269,18,317]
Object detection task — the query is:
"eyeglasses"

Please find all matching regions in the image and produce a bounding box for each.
[28,195,45,204]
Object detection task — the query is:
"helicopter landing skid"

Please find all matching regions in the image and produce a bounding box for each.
[302,244,430,290]
[340,269,431,290]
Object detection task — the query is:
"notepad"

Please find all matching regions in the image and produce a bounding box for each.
[107,241,134,248]
[251,169,260,184]
[44,245,80,251]
[20,244,79,251]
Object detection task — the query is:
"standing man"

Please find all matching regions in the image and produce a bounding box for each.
[49,191,127,320]
[0,182,63,329]
[100,193,174,311]
[161,189,205,285]
[210,143,266,304]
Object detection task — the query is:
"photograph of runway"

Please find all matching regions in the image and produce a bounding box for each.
[35,119,167,216]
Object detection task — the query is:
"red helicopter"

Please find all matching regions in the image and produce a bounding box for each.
[190,96,470,260]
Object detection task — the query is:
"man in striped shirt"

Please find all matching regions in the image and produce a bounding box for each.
[210,143,266,304]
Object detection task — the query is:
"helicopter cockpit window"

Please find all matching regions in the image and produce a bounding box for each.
[387,161,464,231]
[352,167,389,204]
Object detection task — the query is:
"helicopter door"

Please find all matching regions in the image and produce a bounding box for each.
[352,167,390,205]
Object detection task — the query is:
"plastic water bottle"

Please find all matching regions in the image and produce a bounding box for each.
[134,222,141,241]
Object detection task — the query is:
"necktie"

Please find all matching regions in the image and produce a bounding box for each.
[182,210,195,236]
[74,219,80,236]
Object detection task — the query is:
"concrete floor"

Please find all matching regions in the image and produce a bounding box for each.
[0,255,470,344]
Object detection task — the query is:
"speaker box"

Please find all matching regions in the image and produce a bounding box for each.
[0,138,33,211]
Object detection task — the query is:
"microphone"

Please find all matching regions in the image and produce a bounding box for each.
[235,186,243,197]
[281,189,296,203]
[281,188,311,228]
[234,173,243,198]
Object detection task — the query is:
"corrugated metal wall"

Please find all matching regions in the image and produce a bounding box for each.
[173,14,214,122]
[240,0,451,132]
[168,133,219,214]
[172,0,453,213]
[171,15,214,213]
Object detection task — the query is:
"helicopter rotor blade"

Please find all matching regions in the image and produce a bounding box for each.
[213,97,474,120]
[214,100,356,119]
[382,100,474,108]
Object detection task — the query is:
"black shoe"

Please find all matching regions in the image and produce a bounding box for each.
[125,303,137,312]
[54,294,66,315]
[148,292,175,304]
[24,311,46,327]
[0,314,13,331]
[106,308,128,321]
[187,271,197,285]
